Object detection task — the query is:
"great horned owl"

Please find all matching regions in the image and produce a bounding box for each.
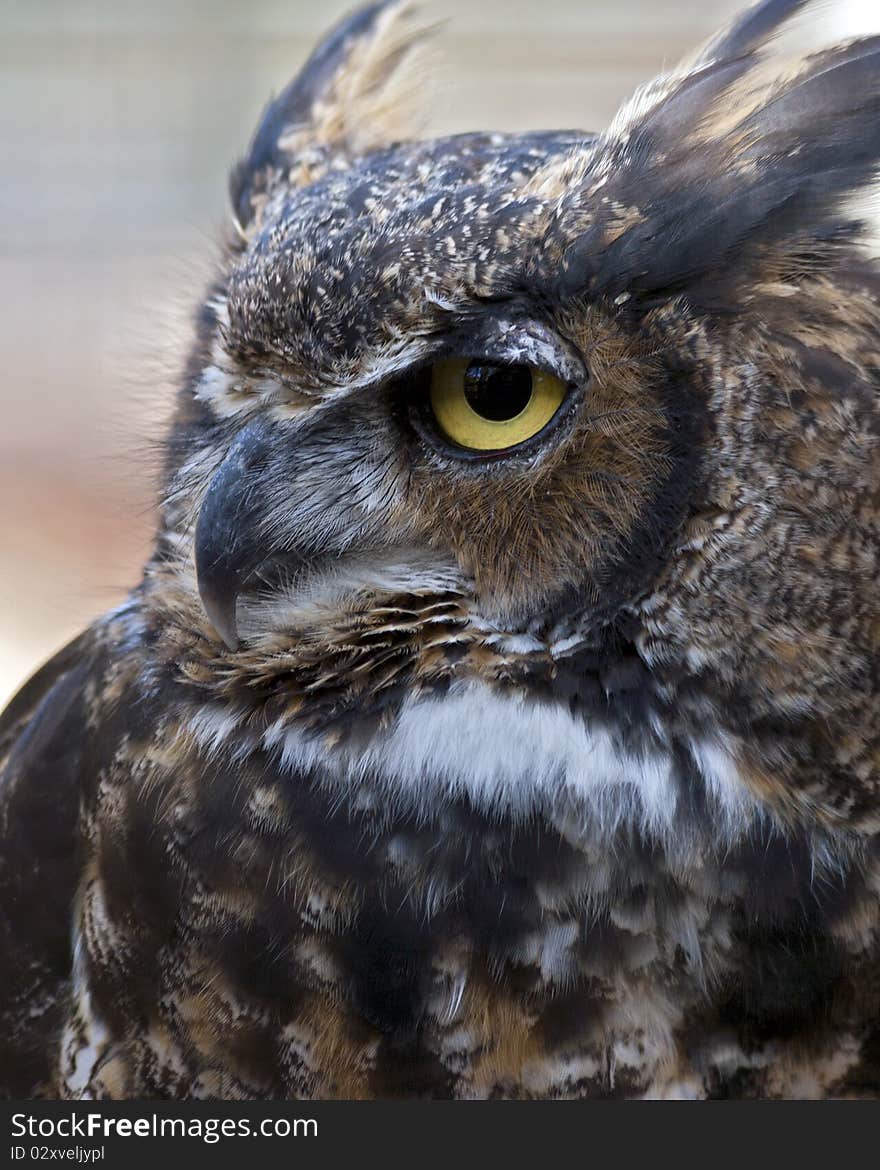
[1,0,879,1100]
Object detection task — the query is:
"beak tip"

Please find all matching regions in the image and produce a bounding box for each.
[201,592,241,653]
[220,628,241,653]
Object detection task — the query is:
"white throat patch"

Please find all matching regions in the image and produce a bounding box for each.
[245,680,759,848]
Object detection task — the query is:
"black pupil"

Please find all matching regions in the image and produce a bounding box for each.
[463,362,533,421]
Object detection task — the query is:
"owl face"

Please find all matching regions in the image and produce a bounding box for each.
[196,131,697,647]
[156,0,880,834]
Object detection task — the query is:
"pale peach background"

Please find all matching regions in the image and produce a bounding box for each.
[0,0,870,703]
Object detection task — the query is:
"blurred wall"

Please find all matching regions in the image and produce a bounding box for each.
[2,0,868,702]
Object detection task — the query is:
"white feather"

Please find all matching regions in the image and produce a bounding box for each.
[264,681,759,849]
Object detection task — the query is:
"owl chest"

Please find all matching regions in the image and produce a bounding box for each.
[64,812,694,1099]
[60,691,730,1098]
[61,687,864,1099]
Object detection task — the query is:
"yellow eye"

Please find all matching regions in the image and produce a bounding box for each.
[428,358,567,452]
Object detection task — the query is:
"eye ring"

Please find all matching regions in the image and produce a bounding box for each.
[424,358,570,454]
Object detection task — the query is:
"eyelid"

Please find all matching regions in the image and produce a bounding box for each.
[415,313,587,387]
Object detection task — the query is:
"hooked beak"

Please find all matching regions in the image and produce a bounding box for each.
[195,416,279,650]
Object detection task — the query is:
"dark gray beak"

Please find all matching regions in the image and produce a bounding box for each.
[195,416,277,650]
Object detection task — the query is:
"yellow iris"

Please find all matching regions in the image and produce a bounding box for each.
[428,358,567,452]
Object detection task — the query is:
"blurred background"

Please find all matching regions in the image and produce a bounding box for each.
[0,0,872,703]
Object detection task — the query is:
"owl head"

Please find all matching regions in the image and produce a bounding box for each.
[156,0,880,833]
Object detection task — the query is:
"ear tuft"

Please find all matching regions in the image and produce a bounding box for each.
[533,0,880,304]
[230,0,436,234]
[296,0,435,162]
